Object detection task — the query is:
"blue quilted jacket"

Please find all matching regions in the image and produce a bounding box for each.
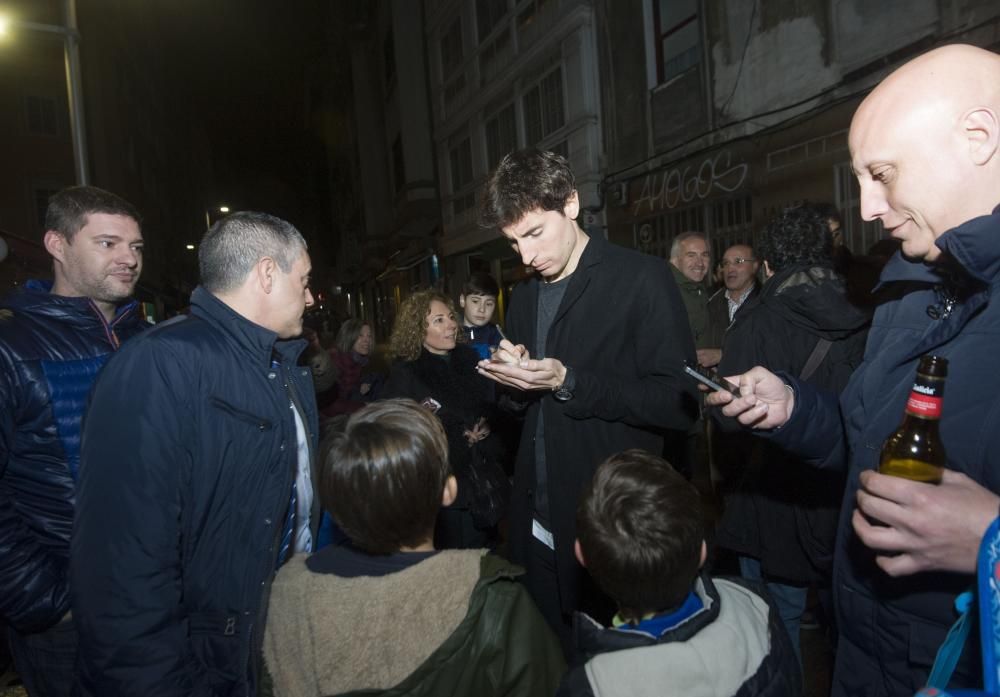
[0,280,146,632]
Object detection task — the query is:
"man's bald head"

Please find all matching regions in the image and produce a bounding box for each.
[849,44,1000,261]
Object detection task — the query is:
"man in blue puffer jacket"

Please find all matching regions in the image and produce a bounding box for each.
[0,185,146,697]
[709,45,1000,696]
[72,211,318,697]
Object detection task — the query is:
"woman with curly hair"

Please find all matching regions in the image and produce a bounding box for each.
[382,289,508,549]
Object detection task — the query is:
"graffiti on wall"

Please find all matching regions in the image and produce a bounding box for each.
[630,151,749,217]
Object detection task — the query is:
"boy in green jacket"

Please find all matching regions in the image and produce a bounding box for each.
[263,398,565,697]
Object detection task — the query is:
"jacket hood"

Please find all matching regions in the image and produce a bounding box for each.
[760,265,868,340]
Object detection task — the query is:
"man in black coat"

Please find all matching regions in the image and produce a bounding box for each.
[477,148,698,647]
[714,205,868,664]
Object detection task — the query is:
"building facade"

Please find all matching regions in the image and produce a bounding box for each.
[345,0,442,337]
[425,0,604,313]
[598,0,1000,262]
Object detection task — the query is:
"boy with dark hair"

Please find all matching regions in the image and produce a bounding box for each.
[460,270,503,360]
[263,398,565,697]
[559,450,800,697]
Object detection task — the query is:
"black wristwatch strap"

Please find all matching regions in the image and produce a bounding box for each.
[553,366,575,402]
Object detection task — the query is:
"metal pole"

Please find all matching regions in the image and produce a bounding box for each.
[63,0,88,185]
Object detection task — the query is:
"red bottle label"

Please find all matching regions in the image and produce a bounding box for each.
[906,392,942,418]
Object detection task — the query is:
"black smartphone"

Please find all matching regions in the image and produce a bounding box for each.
[683,364,740,397]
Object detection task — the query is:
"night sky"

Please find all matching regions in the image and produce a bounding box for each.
[150,0,351,265]
[159,3,329,178]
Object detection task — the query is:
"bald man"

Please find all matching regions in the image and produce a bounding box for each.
[707,45,1000,695]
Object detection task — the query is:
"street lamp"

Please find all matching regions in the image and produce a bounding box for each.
[0,1,89,185]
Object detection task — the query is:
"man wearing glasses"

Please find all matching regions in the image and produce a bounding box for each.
[707,244,760,354]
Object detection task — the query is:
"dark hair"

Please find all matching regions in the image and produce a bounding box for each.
[810,201,843,228]
[198,211,307,293]
[335,318,373,355]
[757,204,833,273]
[577,450,703,622]
[479,148,575,230]
[462,270,499,298]
[388,289,461,362]
[44,186,141,240]
[319,399,451,555]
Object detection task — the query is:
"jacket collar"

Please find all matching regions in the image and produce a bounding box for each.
[189,286,306,369]
[549,230,602,325]
[878,203,1000,287]
[935,203,1000,285]
[670,263,707,292]
[4,279,139,325]
[571,572,721,658]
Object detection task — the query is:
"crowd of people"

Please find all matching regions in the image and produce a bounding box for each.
[3,43,1000,697]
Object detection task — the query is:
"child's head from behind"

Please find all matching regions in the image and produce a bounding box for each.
[460,271,499,327]
[576,449,705,623]
[320,399,454,555]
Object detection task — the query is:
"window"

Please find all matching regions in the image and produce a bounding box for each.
[476,0,508,41]
[26,95,58,135]
[444,73,467,105]
[517,0,553,32]
[652,0,700,85]
[392,136,405,195]
[440,19,463,77]
[485,103,517,167]
[523,66,564,145]
[478,28,511,84]
[449,137,475,215]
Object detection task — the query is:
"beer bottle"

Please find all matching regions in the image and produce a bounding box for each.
[879,355,947,483]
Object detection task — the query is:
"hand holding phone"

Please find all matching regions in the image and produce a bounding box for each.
[684,364,740,397]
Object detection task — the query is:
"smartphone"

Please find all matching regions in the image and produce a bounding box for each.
[683,364,740,397]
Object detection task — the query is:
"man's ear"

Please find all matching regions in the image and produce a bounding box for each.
[43,230,67,263]
[763,260,774,278]
[255,257,277,294]
[563,190,580,220]
[963,107,999,166]
[442,475,458,507]
[459,294,466,309]
[574,538,586,568]
[698,540,708,570]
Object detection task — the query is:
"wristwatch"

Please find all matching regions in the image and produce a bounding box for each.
[553,366,575,402]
